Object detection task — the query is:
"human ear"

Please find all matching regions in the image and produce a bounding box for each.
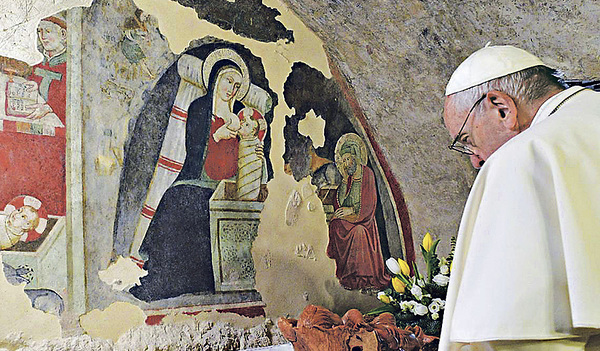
[485,90,519,131]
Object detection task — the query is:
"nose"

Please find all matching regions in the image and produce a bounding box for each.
[469,154,485,169]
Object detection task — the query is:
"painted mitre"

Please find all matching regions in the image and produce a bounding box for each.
[445,44,549,96]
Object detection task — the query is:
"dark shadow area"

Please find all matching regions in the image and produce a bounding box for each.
[175,0,294,43]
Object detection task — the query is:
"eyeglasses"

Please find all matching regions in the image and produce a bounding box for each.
[447,94,486,155]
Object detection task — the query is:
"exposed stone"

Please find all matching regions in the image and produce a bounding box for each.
[17,335,113,351]
[8,319,285,351]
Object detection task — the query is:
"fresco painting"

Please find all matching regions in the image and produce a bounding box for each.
[117,9,156,81]
[113,42,275,303]
[0,13,69,316]
[0,0,414,331]
[327,133,391,290]
[282,62,413,291]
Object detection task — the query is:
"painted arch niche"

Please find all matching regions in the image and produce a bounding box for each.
[282,61,414,291]
[112,39,413,306]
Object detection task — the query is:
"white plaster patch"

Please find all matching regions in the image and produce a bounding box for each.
[162,310,264,329]
[0,255,61,343]
[0,0,92,65]
[301,182,315,200]
[79,301,146,342]
[115,317,287,350]
[98,256,148,291]
[298,109,326,148]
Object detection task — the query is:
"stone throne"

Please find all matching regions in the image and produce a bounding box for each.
[209,180,268,292]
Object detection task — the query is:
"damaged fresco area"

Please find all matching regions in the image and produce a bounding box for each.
[174,0,294,43]
[0,0,415,346]
[282,62,413,291]
[82,0,335,328]
[0,10,81,326]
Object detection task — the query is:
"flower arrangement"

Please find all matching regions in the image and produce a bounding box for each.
[367,233,455,337]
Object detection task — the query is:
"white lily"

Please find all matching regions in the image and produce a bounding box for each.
[432,298,445,309]
[413,303,428,316]
[428,302,440,314]
[411,285,424,300]
[433,273,450,287]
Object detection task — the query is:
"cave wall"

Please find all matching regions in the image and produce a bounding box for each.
[279,0,600,255]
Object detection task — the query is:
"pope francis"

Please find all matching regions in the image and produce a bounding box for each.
[441,45,600,350]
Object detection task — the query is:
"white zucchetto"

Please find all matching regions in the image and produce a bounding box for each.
[445,44,549,96]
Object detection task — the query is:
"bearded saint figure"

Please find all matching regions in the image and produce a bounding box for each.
[326,133,390,290]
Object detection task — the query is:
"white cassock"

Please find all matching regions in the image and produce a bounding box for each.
[441,86,600,350]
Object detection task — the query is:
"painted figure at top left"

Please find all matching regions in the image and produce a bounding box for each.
[0,14,67,217]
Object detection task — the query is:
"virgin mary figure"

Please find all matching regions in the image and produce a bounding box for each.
[113,44,274,302]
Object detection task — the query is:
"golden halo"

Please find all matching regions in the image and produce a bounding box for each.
[202,48,251,100]
[335,133,368,170]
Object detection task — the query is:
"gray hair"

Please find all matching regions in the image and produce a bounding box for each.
[450,65,565,113]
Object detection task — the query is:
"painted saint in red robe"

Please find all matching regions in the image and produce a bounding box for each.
[327,139,390,290]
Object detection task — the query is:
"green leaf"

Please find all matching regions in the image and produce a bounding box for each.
[421,244,429,260]
[431,239,441,254]
[395,312,419,322]
[425,282,447,298]
[365,304,397,316]
[412,261,422,280]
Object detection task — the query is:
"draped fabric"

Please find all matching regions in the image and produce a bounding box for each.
[237,108,266,200]
[441,87,600,348]
[129,55,206,259]
[204,117,239,181]
[130,185,216,301]
[236,137,263,200]
[129,86,241,301]
[327,165,390,289]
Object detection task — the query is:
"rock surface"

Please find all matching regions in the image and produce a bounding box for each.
[12,319,286,351]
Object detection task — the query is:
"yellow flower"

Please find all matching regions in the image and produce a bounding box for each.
[392,277,406,293]
[397,258,410,276]
[378,292,391,304]
[422,232,433,252]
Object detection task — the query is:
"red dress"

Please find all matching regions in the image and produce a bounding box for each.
[327,165,390,289]
[204,116,239,180]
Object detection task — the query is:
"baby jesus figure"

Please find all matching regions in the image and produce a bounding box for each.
[236,107,267,201]
[0,195,48,250]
